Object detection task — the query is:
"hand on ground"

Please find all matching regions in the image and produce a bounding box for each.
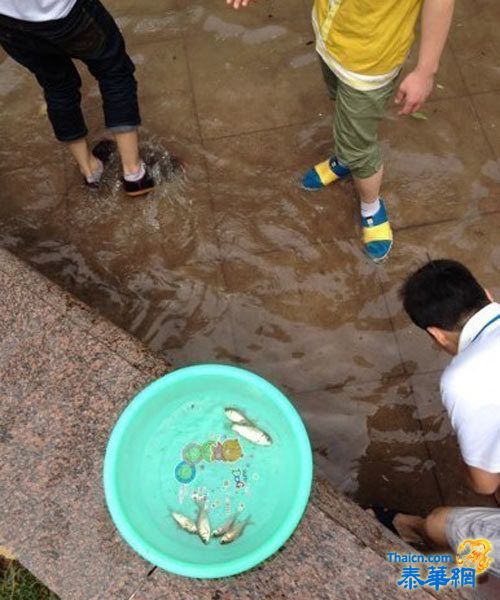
[394,70,434,115]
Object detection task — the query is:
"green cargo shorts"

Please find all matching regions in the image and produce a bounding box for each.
[319,57,397,179]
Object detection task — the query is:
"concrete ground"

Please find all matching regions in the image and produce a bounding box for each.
[1,0,500,517]
[1,247,474,600]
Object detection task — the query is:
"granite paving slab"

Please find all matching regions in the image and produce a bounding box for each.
[108,499,470,600]
[0,248,168,377]
[0,248,478,599]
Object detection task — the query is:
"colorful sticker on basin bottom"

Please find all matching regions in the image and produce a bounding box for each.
[175,438,244,484]
[182,443,203,465]
[174,461,196,484]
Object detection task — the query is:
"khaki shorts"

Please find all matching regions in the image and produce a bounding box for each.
[446,507,500,578]
[319,57,397,179]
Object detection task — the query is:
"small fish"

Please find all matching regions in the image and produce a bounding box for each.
[213,513,238,537]
[171,511,197,534]
[231,423,272,446]
[220,516,252,545]
[224,407,250,425]
[195,497,211,544]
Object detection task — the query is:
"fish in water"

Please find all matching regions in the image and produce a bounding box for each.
[213,513,238,538]
[171,511,197,534]
[195,497,211,544]
[220,516,252,545]
[231,423,272,446]
[224,407,250,425]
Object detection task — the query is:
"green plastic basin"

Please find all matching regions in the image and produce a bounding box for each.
[103,364,312,578]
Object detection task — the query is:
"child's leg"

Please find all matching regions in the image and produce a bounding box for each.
[67,138,102,180]
[383,507,451,548]
[0,39,101,180]
[333,79,395,192]
[421,507,452,548]
[61,0,142,177]
[301,56,347,191]
[113,130,141,177]
[354,166,384,204]
[334,79,396,261]
[1,41,88,145]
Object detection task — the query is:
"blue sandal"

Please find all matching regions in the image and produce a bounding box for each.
[362,199,393,262]
[301,155,351,191]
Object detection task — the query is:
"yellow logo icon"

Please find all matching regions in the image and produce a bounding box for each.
[456,538,494,575]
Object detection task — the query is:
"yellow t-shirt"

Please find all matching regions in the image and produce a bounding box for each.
[312,0,424,90]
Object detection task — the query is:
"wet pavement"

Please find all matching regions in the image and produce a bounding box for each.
[1,0,500,516]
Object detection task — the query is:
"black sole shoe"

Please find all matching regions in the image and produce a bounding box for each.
[92,139,117,164]
[83,139,117,188]
[123,166,155,197]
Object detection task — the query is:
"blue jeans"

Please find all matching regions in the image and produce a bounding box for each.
[0,0,140,141]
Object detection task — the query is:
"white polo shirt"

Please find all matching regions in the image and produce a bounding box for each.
[0,1,77,22]
[441,302,500,474]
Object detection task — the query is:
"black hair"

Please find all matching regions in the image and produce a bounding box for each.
[400,259,490,331]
